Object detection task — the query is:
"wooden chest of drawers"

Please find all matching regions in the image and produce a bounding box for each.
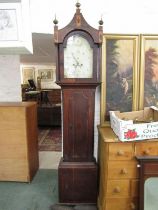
[98,127,158,210]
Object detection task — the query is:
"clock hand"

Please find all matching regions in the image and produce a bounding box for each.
[72,53,79,65]
[72,53,83,69]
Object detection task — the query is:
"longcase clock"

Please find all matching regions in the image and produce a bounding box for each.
[53,2,103,203]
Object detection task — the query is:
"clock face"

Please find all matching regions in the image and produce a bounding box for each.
[64,34,93,78]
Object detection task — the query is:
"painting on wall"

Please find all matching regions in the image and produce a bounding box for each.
[38,69,54,81]
[139,35,158,109]
[101,35,139,124]
[22,67,35,84]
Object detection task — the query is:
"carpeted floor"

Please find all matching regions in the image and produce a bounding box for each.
[0,169,58,210]
[38,127,62,152]
[50,204,97,210]
[0,169,98,210]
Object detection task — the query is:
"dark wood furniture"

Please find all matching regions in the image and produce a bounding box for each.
[54,2,103,204]
[45,89,61,104]
[23,89,61,126]
[0,102,39,182]
[38,105,61,126]
[136,156,158,210]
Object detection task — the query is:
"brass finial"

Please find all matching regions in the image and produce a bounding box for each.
[53,14,58,25]
[99,15,104,26]
[76,0,81,9]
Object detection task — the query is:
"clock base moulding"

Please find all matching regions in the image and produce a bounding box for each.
[58,158,98,204]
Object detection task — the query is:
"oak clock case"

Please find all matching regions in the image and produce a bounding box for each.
[54,2,103,204]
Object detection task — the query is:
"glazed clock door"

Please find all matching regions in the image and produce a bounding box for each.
[63,87,95,162]
[64,34,93,78]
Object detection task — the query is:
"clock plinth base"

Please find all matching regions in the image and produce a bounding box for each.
[58,158,98,204]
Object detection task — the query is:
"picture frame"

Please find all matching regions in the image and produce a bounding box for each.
[101,34,140,125]
[22,67,35,85]
[0,0,33,54]
[139,35,158,109]
[38,69,54,81]
[0,8,18,41]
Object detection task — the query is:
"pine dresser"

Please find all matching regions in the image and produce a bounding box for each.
[98,126,158,210]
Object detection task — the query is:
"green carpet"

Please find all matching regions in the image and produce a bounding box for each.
[0,169,58,210]
[50,204,97,210]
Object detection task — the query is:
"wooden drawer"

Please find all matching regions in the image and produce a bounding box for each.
[109,143,133,160]
[105,198,138,210]
[106,180,130,197]
[108,161,138,179]
[135,142,158,156]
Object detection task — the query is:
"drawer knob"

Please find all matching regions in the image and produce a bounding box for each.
[117,150,124,156]
[143,149,150,155]
[130,202,136,209]
[120,168,127,174]
[113,186,121,193]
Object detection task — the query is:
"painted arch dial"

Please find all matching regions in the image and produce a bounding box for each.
[64,34,93,78]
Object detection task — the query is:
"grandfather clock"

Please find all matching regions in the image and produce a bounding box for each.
[53,2,103,203]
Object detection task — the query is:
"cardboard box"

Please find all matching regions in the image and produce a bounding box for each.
[109,106,158,141]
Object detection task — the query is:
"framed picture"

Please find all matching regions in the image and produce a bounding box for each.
[0,1,33,54]
[0,9,18,41]
[0,3,21,41]
[38,69,54,81]
[139,35,158,109]
[101,34,140,125]
[22,67,35,84]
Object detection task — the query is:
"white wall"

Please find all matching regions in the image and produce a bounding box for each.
[0,55,21,102]
[30,0,158,35]
[0,0,33,102]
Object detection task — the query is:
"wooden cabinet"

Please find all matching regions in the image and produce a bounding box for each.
[98,127,158,210]
[47,89,61,104]
[38,105,61,126]
[0,102,39,182]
